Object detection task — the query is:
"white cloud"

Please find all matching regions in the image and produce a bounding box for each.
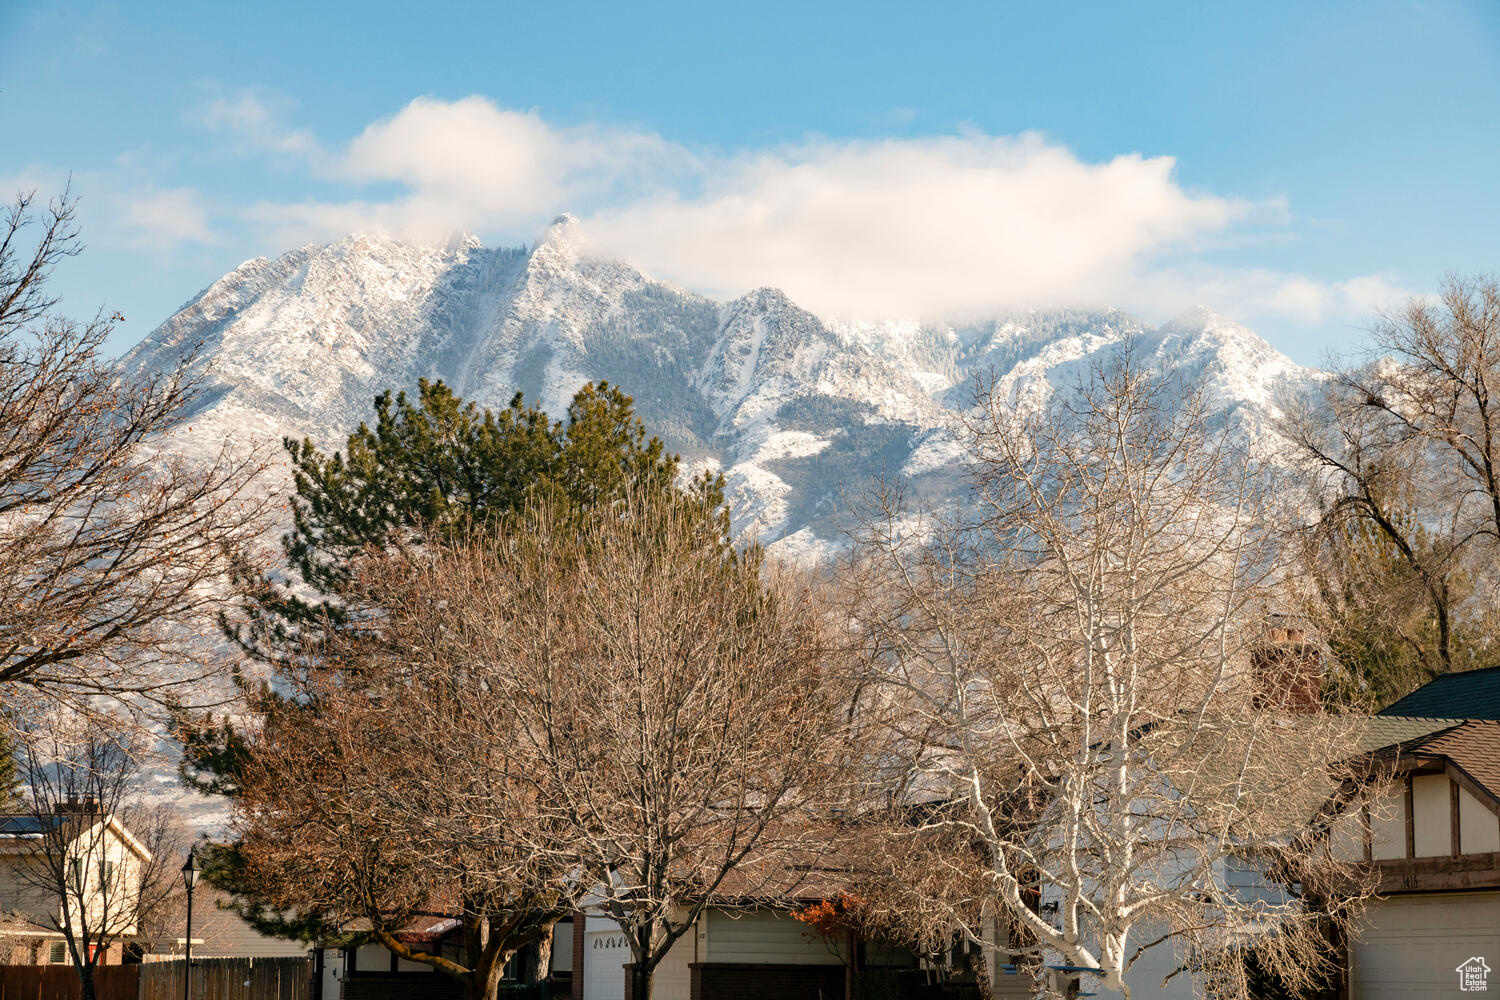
[1123,265,1412,329]
[328,97,694,240]
[585,133,1256,319]
[195,87,320,158]
[239,97,694,246]
[0,166,71,204]
[117,188,216,250]
[218,94,1396,328]
[0,169,217,254]
[1334,274,1411,315]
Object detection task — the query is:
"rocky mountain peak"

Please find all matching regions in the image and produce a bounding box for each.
[122,229,1320,560]
[531,212,590,258]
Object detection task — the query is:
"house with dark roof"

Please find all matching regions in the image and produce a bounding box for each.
[1073,659,1500,999]
[1378,665,1500,720]
[0,808,153,966]
[1324,670,1500,998]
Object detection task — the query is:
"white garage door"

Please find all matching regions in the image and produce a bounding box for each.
[1352,892,1500,998]
[583,922,629,1000]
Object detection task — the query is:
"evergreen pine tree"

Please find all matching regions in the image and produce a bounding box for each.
[180,379,720,945]
[0,719,22,811]
[221,378,689,664]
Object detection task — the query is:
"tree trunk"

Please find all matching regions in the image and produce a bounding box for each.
[630,962,653,1000]
[374,922,518,1000]
[76,959,97,1000]
[979,900,1002,999]
[462,948,512,1000]
[533,928,552,983]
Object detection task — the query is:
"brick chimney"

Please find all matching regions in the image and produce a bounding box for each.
[56,795,100,815]
[1251,618,1323,713]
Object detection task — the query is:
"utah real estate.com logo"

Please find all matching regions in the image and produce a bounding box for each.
[1458,957,1491,991]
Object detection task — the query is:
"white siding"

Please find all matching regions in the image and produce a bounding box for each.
[195,913,311,958]
[702,910,841,966]
[0,856,64,925]
[1411,774,1452,857]
[1458,786,1500,854]
[1330,808,1366,862]
[1222,851,1291,907]
[650,919,693,1000]
[0,820,150,937]
[1370,786,1407,860]
[1088,920,1194,1000]
[354,943,389,972]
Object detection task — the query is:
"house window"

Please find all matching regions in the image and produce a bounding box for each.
[49,941,66,964]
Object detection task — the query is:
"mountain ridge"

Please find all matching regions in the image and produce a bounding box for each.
[122,219,1319,559]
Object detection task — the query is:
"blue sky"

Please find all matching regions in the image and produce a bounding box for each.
[2,0,1497,363]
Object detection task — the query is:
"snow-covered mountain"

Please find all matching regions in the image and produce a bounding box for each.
[124,216,1318,559]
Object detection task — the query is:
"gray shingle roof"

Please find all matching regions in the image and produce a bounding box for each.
[1350,715,1466,754]
[1379,666,1500,720]
[1354,719,1500,802]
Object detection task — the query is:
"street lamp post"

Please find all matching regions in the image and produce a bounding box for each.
[180,848,201,1000]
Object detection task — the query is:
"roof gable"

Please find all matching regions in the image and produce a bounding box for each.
[0,812,153,861]
[1362,719,1500,805]
[1379,665,1500,720]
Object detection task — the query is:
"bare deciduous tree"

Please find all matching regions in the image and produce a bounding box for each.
[241,488,860,1000]
[848,350,1378,998]
[8,711,184,1000]
[481,492,858,1000]
[232,633,564,1000]
[0,190,274,710]
[1280,275,1500,698]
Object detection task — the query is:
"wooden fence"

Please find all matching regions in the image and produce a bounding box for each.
[139,959,311,1000]
[0,966,139,1000]
[0,960,310,1000]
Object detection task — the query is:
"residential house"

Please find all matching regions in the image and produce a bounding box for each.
[572,897,937,1000]
[568,840,1005,1000]
[311,863,979,1000]
[0,805,152,965]
[137,885,312,962]
[310,644,1500,999]
[1078,677,1500,998]
[312,912,571,1000]
[1326,668,1500,999]
[1050,662,1500,999]
[308,895,926,1000]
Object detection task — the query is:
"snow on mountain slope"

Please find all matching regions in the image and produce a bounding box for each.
[122,219,1320,559]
